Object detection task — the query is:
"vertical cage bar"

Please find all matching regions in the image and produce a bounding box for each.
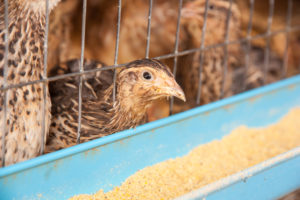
[77,0,87,144]
[1,0,9,167]
[41,0,50,154]
[243,0,255,91]
[220,0,233,99]
[196,0,210,105]
[145,0,153,59]
[169,0,183,115]
[112,0,122,102]
[263,0,275,85]
[282,0,293,78]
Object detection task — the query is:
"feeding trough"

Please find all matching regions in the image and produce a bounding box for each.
[0,75,299,200]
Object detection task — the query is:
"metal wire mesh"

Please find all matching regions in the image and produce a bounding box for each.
[1,0,300,167]
[2,26,300,92]
[170,0,183,115]
[77,0,87,144]
[196,0,210,105]
[41,0,50,155]
[282,0,293,78]
[263,0,275,85]
[243,0,255,91]
[145,0,153,59]
[220,0,233,99]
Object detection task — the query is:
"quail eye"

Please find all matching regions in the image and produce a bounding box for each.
[209,4,214,10]
[142,71,152,80]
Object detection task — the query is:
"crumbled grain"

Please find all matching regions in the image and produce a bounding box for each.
[70,108,300,200]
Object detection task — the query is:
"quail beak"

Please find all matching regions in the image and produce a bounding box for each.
[161,79,186,102]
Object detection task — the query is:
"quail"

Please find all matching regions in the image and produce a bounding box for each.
[179,0,242,106]
[45,59,185,153]
[0,0,61,166]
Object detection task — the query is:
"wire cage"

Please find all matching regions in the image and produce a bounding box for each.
[0,0,300,199]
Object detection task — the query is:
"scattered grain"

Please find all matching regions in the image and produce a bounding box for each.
[70,108,300,200]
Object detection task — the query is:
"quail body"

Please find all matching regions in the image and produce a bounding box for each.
[0,0,61,166]
[45,59,185,153]
[179,0,242,106]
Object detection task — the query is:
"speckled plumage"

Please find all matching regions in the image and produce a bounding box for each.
[179,0,242,106]
[45,59,185,153]
[0,0,60,167]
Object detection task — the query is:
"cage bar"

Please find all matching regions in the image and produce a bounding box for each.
[112,0,122,103]
[169,0,183,115]
[145,0,153,59]
[41,0,50,154]
[220,0,233,99]
[76,0,87,144]
[263,0,275,85]
[282,0,293,78]
[196,0,210,105]
[243,0,255,91]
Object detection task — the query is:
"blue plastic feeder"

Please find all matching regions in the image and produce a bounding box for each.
[0,75,300,200]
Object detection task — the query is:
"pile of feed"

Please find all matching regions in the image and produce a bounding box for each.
[70,108,300,200]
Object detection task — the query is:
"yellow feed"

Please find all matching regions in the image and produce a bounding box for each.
[70,108,300,200]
